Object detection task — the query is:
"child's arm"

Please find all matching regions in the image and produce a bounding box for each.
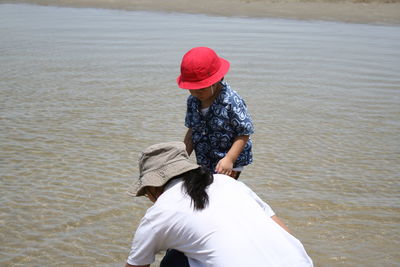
[215,135,249,176]
[184,128,193,156]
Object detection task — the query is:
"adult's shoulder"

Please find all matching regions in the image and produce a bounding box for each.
[211,174,244,190]
[212,174,254,192]
[213,173,236,182]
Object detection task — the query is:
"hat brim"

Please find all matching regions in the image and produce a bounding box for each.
[127,159,199,197]
[176,57,230,90]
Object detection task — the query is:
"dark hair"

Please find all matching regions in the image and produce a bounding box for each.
[174,167,213,211]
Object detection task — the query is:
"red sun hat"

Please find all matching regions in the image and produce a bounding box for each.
[177,47,230,90]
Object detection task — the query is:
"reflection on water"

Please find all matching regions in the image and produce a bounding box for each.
[1,4,399,266]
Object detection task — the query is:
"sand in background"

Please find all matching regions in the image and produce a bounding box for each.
[1,0,400,24]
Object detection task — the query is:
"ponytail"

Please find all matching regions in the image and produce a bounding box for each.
[175,167,213,210]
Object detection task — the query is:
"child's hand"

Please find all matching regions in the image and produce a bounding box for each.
[215,157,234,176]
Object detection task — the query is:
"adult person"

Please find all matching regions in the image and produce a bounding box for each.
[125,141,313,267]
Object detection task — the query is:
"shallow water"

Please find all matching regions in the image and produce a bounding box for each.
[1,4,399,266]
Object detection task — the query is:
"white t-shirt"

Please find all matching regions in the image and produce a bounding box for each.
[127,174,313,267]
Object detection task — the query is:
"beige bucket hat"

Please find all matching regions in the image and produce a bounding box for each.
[128,141,199,197]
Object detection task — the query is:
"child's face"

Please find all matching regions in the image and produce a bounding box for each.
[189,86,213,102]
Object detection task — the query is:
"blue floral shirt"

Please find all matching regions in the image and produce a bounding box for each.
[185,82,254,172]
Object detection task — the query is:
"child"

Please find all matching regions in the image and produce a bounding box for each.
[177,47,254,179]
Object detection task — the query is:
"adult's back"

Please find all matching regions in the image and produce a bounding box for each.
[131,174,313,267]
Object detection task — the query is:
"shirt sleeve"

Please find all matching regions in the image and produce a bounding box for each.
[229,96,254,136]
[185,96,195,128]
[127,217,162,266]
[238,181,275,217]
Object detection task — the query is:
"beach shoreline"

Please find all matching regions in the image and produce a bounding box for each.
[1,0,400,25]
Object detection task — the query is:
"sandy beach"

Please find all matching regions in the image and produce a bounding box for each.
[2,0,400,24]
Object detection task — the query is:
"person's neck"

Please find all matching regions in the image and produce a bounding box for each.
[155,178,183,201]
[200,83,222,109]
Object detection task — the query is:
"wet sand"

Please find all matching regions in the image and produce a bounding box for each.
[2,0,400,24]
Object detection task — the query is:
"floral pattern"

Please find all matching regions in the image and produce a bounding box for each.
[185,82,254,172]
